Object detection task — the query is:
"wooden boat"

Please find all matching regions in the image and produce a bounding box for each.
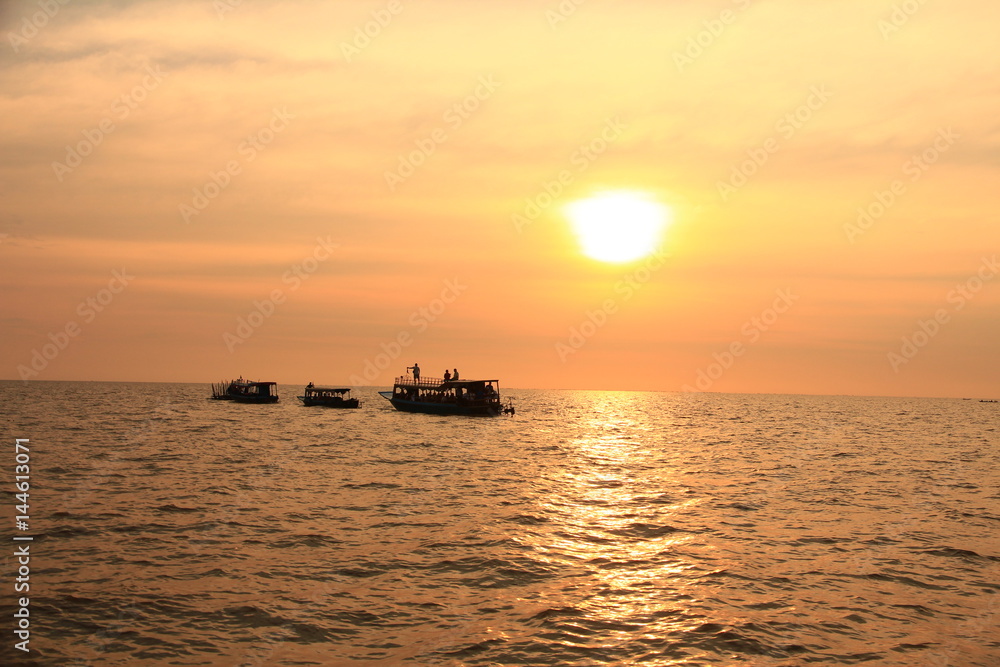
[379,375,514,416]
[210,379,279,404]
[298,384,361,408]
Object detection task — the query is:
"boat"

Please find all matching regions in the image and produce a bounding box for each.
[298,384,361,408]
[379,374,514,416]
[210,378,279,404]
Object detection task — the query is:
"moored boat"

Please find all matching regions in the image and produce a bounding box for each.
[379,373,514,416]
[298,384,361,408]
[210,378,279,404]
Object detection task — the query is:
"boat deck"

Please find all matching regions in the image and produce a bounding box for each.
[392,376,499,388]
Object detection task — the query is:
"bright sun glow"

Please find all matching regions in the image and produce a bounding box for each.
[565,192,670,263]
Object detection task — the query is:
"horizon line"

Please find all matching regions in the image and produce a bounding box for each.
[1,378,994,402]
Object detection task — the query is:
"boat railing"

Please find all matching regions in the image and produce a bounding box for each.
[394,375,450,388]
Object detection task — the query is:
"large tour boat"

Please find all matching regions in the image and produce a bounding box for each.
[298,384,361,408]
[210,378,279,404]
[379,374,514,416]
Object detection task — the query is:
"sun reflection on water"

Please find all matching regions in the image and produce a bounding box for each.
[515,392,721,653]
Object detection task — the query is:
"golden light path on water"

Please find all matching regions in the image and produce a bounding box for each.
[513,392,721,662]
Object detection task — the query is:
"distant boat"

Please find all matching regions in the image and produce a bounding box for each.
[210,379,279,404]
[981,399,998,403]
[379,375,514,416]
[298,384,361,408]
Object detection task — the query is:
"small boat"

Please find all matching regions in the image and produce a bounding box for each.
[298,384,361,408]
[379,374,514,416]
[210,378,279,404]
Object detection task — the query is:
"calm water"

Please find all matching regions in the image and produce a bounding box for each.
[1,382,998,666]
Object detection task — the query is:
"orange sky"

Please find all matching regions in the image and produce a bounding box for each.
[2,0,998,397]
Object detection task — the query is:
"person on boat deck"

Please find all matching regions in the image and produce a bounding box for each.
[452,368,460,381]
[307,381,314,388]
[443,370,451,382]
[407,363,420,381]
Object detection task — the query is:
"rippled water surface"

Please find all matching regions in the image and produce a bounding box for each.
[2,381,999,666]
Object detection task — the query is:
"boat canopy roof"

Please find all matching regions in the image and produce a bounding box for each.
[307,386,352,393]
[440,379,498,388]
[232,380,277,387]
[395,376,497,387]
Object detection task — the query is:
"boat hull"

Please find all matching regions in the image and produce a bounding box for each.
[298,397,360,408]
[377,391,500,416]
[231,395,279,404]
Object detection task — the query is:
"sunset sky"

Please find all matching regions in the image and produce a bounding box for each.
[2,0,998,397]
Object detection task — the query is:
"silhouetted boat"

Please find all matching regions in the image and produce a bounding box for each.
[210,379,279,404]
[298,385,360,408]
[379,375,514,416]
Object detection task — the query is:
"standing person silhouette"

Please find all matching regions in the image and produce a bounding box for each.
[407,363,420,381]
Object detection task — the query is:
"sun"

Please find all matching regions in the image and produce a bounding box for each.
[565,192,671,263]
